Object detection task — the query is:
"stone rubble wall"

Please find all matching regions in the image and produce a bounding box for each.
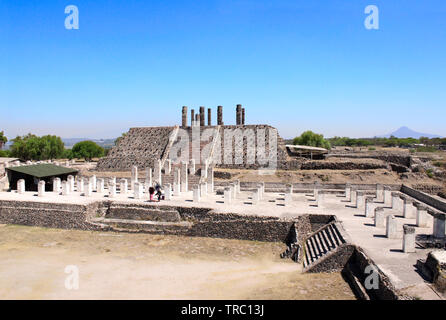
[96,126,175,171]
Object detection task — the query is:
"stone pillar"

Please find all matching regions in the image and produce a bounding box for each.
[38,181,45,197]
[284,192,292,206]
[236,104,242,125]
[384,186,392,206]
[391,192,402,211]
[145,168,152,191]
[386,215,399,239]
[53,177,61,193]
[62,181,70,196]
[173,181,180,196]
[68,175,75,192]
[154,160,162,185]
[344,183,351,199]
[110,176,116,185]
[181,162,188,192]
[317,192,325,207]
[193,185,201,202]
[195,113,200,123]
[189,159,196,175]
[260,182,265,199]
[403,225,416,253]
[350,188,357,204]
[173,168,181,195]
[433,215,446,239]
[200,182,207,196]
[224,187,232,205]
[199,106,205,126]
[313,181,320,198]
[17,179,25,194]
[356,191,365,210]
[97,178,105,193]
[228,183,235,199]
[415,204,428,227]
[242,108,245,125]
[191,109,195,127]
[165,183,172,200]
[217,105,223,125]
[374,207,385,227]
[77,178,84,193]
[131,166,138,190]
[182,106,188,127]
[91,175,97,191]
[134,182,143,199]
[84,180,92,197]
[251,189,259,205]
[403,198,415,219]
[109,182,116,198]
[164,159,171,175]
[207,108,212,126]
[376,184,384,202]
[365,196,375,217]
[120,179,128,195]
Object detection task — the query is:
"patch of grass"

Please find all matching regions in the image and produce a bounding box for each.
[416,146,438,153]
[368,147,376,151]
[426,169,434,178]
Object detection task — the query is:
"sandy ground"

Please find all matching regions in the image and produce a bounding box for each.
[0,224,355,300]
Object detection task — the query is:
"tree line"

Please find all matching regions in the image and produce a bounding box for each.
[0,133,106,161]
[292,131,446,150]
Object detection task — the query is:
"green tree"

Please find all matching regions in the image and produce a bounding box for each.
[62,148,74,160]
[10,134,64,160]
[71,140,105,161]
[293,131,331,149]
[0,131,7,145]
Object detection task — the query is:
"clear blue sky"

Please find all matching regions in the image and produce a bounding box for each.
[1,0,445,139]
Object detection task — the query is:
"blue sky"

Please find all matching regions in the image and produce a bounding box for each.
[1,0,445,139]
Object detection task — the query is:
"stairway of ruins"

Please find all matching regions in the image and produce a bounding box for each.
[88,203,193,233]
[303,222,347,271]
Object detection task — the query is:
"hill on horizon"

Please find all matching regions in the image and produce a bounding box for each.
[379,126,442,139]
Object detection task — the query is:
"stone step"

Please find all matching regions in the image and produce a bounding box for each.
[303,222,346,269]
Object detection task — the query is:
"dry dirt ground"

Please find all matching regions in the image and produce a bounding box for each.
[0,224,355,300]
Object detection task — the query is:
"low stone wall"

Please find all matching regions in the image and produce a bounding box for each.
[401,184,446,213]
[0,199,316,243]
[300,161,388,171]
[0,199,100,230]
[342,247,407,300]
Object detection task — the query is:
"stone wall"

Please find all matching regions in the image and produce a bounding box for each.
[0,199,100,230]
[0,199,315,243]
[401,184,446,213]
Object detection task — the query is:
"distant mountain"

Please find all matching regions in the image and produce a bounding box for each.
[380,126,442,139]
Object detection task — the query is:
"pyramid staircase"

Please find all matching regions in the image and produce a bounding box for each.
[302,221,354,272]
